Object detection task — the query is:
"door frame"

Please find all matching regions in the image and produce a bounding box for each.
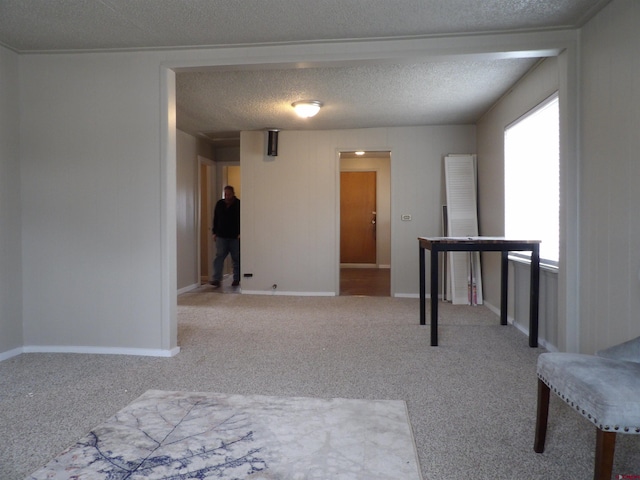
[337,150,392,293]
[198,156,216,284]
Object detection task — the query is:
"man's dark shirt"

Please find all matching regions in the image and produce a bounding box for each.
[213,198,240,238]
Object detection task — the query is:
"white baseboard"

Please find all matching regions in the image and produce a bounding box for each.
[241,290,336,297]
[394,293,420,298]
[537,337,558,352]
[20,345,180,357]
[178,283,200,295]
[243,291,424,299]
[484,300,555,351]
[484,300,500,317]
[340,263,377,268]
[0,347,23,362]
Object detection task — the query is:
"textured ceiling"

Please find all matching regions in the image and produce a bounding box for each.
[0,0,610,52]
[0,0,612,145]
[176,59,538,136]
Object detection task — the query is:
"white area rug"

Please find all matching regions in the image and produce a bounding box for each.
[27,390,423,479]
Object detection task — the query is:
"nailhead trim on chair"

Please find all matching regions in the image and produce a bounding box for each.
[538,373,640,434]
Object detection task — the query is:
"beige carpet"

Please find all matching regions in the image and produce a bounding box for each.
[2,294,639,479]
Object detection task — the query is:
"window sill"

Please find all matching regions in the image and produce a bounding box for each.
[508,254,558,274]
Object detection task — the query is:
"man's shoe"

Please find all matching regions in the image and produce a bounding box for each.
[211,280,221,288]
[231,280,240,287]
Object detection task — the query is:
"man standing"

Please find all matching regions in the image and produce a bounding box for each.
[212,185,240,287]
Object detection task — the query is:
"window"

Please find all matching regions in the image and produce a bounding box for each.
[504,93,559,266]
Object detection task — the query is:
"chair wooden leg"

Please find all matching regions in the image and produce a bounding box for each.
[594,429,616,480]
[534,378,550,453]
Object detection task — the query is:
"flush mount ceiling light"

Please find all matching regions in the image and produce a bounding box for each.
[292,100,323,118]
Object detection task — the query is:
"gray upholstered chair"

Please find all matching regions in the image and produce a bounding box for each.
[534,336,640,480]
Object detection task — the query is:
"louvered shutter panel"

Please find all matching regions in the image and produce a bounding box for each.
[444,155,483,305]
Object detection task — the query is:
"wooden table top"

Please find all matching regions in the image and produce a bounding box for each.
[419,236,541,246]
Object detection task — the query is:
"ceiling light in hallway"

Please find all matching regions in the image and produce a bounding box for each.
[292,100,323,118]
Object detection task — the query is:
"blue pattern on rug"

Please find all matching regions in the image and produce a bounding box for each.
[27,390,423,480]
[29,393,267,479]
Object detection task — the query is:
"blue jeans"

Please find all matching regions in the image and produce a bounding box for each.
[213,237,240,282]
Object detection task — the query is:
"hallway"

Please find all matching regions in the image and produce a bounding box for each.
[340,267,390,297]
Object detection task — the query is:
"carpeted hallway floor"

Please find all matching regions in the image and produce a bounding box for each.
[1,293,638,479]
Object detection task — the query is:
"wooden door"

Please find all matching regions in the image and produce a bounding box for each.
[340,171,377,264]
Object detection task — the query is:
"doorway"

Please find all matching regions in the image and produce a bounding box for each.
[339,151,391,296]
[220,165,241,280]
[199,160,241,286]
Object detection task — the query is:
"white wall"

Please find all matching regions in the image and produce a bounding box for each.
[176,129,199,292]
[240,126,475,296]
[474,0,640,354]
[579,0,640,353]
[0,45,23,358]
[19,50,177,355]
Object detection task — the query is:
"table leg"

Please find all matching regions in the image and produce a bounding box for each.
[430,247,439,346]
[500,250,508,325]
[529,245,540,347]
[419,246,426,325]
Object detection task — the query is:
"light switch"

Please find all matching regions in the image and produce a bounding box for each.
[401,214,412,221]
